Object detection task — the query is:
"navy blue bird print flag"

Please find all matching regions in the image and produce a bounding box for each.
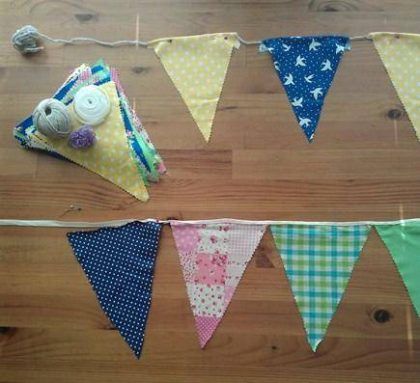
[260,35,350,141]
[67,221,162,358]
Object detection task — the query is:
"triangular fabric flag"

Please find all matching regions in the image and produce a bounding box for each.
[260,35,350,141]
[371,33,420,140]
[15,61,166,202]
[171,221,266,347]
[375,222,420,316]
[67,221,162,358]
[270,224,370,351]
[35,82,150,201]
[149,33,240,141]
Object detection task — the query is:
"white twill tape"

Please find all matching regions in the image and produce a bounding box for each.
[0,218,419,228]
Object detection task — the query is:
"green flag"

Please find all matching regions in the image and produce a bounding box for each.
[376,222,420,316]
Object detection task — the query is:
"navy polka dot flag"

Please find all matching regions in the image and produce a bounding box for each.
[67,221,162,358]
[260,35,350,141]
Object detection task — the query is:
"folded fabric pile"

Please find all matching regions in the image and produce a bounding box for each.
[14,60,165,202]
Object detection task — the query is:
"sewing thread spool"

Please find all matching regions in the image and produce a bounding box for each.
[32,98,71,139]
[73,85,111,126]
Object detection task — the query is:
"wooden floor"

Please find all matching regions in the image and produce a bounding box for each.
[1,1,420,382]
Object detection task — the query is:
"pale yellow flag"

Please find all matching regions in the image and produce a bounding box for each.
[150,33,240,141]
[33,82,149,201]
[371,32,420,139]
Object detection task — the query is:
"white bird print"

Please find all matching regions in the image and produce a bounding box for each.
[299,117,311,128]
[335,43,346,54]
[274,61,280,71]
[310,87,323,100]
[284,73,295,85]
[282,43,291,52]
[291,97,303,107]
[295,55,306,67]
[309,39,321,51]
[260,44,274,53]
[304,74,314,83]
[321,59,332,71]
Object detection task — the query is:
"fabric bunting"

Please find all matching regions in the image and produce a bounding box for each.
[67,221,162,358]
[171,221,266,347]
[371,33,420,140]
[41,82,150,201]
[14,60,166,202]
[376,222,420,316]
[260,35,350,141]
[149,33,240,142]
[270,224,370,351]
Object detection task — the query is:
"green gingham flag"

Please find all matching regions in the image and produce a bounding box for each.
[271,224,370,351]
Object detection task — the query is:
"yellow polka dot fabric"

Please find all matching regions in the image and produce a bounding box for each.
[34,82,149,201]
[149,33,240,142]
[371,32,420,139]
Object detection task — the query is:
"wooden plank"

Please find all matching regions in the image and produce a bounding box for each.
[1,0,420,382]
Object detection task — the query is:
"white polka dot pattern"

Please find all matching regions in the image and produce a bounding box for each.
[150,33,240,142]
[67,221,162,358]
[372,33,420,139]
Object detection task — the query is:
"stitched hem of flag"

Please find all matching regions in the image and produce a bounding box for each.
[147,32,239,46]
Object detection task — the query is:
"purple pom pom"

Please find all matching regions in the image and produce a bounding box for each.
[68,125,96,149]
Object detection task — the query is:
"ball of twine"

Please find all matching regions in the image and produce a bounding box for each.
[12,25,43,54]
[33,99,72,139]
[73,85,111,126]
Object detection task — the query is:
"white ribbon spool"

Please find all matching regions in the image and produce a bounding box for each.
[73,85,111,126]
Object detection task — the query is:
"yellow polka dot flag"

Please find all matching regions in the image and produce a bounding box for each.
[33,82,149,201]
[149,33,240,142]
[371,33,420,140]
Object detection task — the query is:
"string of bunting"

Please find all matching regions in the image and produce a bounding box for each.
[1,217,419,358]
[12,29,420,204]
[12,26,420,143]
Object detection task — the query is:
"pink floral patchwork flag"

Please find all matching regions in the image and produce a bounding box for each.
[170,221,266,348]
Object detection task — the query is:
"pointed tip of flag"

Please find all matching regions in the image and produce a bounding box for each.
[195,316,222,348]
[198,333,212,349]
[198,123,212,142]
[202,132,211,142]
[309,338,322,352]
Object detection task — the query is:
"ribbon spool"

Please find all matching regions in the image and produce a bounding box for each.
[73,85,111,126]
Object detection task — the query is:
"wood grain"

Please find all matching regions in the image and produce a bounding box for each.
[0,0,420,382]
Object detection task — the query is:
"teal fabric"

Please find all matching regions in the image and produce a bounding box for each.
[271,224,370,351]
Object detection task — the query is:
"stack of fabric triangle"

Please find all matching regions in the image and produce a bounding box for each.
[14,60,165,201]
